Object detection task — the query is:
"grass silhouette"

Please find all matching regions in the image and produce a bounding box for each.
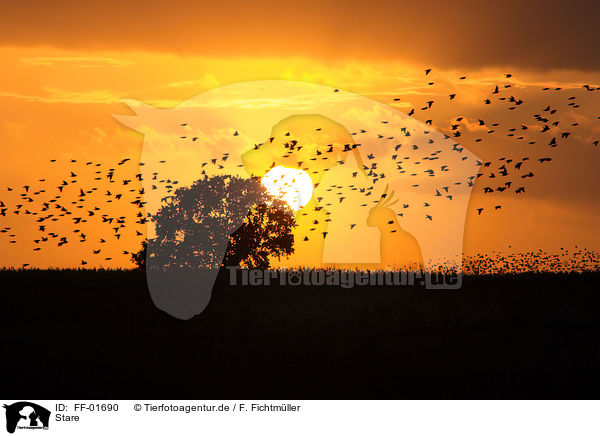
[2,267,600,398]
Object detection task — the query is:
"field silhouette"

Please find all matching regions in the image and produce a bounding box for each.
[2,268,600,398]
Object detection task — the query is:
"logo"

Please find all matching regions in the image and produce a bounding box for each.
[3,402,50,433]
[116,80,480,319]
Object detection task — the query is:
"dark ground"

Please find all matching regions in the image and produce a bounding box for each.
[2,269,600,398]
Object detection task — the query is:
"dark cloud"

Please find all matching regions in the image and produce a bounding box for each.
[1,0,599,69]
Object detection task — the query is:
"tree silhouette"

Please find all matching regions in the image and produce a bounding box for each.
[223,201,296,269]
[132,175,296,270]
[130,239,146,270]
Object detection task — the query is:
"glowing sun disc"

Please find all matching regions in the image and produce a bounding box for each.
[261,166,313,211]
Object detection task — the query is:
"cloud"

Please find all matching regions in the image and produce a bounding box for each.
[1,0,599,70]
[21,56,134,67]
[0,87,123,104]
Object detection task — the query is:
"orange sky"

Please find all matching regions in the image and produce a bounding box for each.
[1,1,600,269]
[2,0,599,70]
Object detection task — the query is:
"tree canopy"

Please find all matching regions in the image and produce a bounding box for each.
[132,175,296,270]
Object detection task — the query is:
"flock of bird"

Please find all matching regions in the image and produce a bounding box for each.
[1,69,599,272]
[400,69,600,217]
[0,159,153,268]
[463,246,600,275]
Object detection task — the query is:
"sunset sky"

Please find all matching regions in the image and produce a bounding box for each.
[1,0,599,269]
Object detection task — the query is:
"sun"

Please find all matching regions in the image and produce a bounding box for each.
[261,166,313,211]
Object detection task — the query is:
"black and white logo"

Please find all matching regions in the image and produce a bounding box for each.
[3,402,50,434]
